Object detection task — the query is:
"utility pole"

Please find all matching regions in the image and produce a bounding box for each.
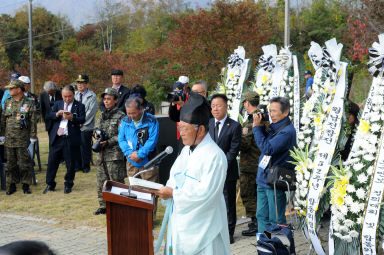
[284,0,290,47]
[28,0,34,93]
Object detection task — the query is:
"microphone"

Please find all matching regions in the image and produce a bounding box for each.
[143,146,173,170]
[120,146,173,199]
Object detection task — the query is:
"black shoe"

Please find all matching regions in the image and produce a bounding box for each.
[230,235,234,244]
[22,184,31,194]
[64,186,72,194]
[43,185,55,194]
[248,217,257,227]
[6,183,16,195]
[242,226,258,236]
[83,168,90,173]
[93,208,106,215]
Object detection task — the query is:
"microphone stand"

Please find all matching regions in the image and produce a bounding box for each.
[120,166,156,199]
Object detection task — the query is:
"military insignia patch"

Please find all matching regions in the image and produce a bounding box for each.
[242,127,248,135]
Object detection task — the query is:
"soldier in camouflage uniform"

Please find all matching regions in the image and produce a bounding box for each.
[240,91,261,236]
[93,87,126,215]
[0,80,37,195]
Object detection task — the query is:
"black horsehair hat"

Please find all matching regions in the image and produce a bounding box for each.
[180,92,210,125]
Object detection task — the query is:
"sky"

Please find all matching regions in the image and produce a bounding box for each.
[0,0,212,29]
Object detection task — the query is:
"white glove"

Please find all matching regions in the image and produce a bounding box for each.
[0,136,5,144]
[30,138,37,143]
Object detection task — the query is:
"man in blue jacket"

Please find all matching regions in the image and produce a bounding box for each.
[118,97,159,182]
[252,96,296,232]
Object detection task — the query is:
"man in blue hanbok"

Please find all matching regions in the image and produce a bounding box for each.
[156,92,231,255]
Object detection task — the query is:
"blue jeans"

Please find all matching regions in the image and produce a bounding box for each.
[256,185,287,232]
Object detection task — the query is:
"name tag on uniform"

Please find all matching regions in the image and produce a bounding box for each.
[259,155,271,170]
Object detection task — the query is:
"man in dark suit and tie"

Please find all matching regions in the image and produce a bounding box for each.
[40,81,62,134]
[209,93,242,244]
[99,69,130,114]
[43,85,85,194]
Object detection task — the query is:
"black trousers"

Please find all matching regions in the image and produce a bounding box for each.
[46,136,80,188]
[224,179,237,236]
[77,130,93,171]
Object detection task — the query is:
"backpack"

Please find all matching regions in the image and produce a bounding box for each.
[255,225,296,255]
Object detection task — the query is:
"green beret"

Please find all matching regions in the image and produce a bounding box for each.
[242,91,260,102]
[101,87,118,98]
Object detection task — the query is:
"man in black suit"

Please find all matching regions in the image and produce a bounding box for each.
[40,81,62,134]
[43,85,85,194]
[209,93,242,244]
[99,69,130,114]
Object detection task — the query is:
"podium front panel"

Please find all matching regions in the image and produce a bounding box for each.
[108,201,153,255]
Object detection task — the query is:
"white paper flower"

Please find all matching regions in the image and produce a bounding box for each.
[350,202,361,213]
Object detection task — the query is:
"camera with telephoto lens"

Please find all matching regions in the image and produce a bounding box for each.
[257,104,269,121]
[167,89,187,103]
[19,113,28,129]
[92,129,108,152]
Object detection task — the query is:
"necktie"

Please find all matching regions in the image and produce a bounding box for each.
[79,93,83,102]
[57,104,68,136]
[214,121,220,142]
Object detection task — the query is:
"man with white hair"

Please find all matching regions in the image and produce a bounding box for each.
[40,81,62,134]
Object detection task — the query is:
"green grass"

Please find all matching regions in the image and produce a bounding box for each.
[1,123,246,231]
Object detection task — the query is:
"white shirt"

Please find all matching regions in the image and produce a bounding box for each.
[50,95,55,102]
[59,101,73,135]
[214,115,227,137]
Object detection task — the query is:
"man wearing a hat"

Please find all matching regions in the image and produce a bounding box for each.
[1,73,21,109]
[0,79,37,195]
[168,76,190,122]
[99,69,130,114]
[156,92,231,254]
[74,74,97,173]
[129,84,155,115]
[93,88,126,215]
[239,91,261,236]
[304,70,313,99]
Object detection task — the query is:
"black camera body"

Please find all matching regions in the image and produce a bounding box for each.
[167,89,187,103]
[257,104,269,121]
[92,129,108,152]
[19,113,28,129]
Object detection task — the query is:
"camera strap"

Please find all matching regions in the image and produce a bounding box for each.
[269,120,291,138]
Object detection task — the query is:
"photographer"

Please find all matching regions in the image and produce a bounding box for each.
[93,88,126,215]
[168,76,190,122]
[118,97,159,183]
[252,96,296,232]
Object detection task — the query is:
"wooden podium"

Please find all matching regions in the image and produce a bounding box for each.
[102,180,155,255]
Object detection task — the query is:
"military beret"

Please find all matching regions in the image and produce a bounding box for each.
[5,79,25,90]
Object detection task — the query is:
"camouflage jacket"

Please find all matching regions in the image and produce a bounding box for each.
[94,106,125,162]
[0,96,37,147]
[239,115,261,173]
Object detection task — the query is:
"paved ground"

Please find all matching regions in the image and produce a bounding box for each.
[0,213,330,255]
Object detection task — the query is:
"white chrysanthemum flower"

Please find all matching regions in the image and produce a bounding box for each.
[334,232,342,239]
[304,137,311,144]
[298,141,305,149]
[370,114,381,122]
[357,217,363,224]
[350,202,361,214]
[359,203,365,211]
[344,219,354,227]
[296,172,303,182]
[367,145,377,154]
[339,226,349,233]
[339,205,348,215]
[304,171,310,180]
[298,133,305,140]
[289,92,293,97]
[370,123,381,133]
[303,129,312,134]
[363,154,375,162]
[350,230,359,238]
[342,235,352,242]
[346,184,356,193]
[367,166,374,175]
[357,173,368,184]
[344,195,353,206]
[353,163,364,171]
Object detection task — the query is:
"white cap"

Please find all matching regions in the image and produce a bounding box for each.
[177,76,189,84]
[18,76,31,84]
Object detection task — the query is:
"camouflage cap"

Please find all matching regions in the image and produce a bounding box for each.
[242,91,260,103]
[5,79,25,90]
[101,87,118,98]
